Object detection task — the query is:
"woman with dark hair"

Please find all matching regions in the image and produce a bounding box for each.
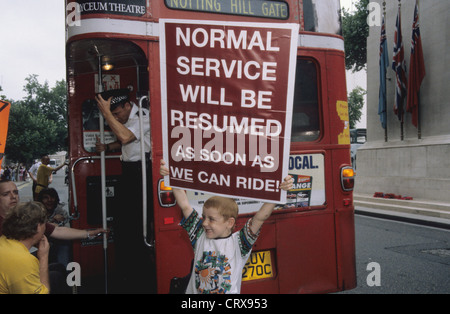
[37,188,68,226]
[37,188,70,267]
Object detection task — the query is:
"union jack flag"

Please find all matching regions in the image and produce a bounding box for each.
[406,0,426,128]
[392,6,407,122]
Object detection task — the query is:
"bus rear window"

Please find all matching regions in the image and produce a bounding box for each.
[291,59,320,142]
[302,0,342,35]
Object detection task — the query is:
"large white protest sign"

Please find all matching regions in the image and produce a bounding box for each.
[160,19,298,203]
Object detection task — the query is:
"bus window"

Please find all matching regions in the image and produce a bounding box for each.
[82,99,118,152]
[291,59,320,142]
[350,128,367,144]
[350,128,367,168]
[302,0,342,34]
[67,39,148,153]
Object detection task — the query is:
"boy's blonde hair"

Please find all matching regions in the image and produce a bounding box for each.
[204,196,238,222]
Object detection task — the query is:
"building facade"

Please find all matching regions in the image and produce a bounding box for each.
[355,0,450,202]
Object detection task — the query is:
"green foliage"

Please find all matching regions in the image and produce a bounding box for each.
[1,75,67,165]
[348,86,366,129]
[342,0,370,72]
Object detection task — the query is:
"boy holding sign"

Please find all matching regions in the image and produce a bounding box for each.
[160,159,293,294]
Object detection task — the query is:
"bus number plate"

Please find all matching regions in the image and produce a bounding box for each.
[242,250,273,281]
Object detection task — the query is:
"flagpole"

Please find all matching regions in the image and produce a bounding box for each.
[417,0,422,140]
[417,92,421,139]
[399,0,404,141]
[407,0,426,139]
[383,1,388,142]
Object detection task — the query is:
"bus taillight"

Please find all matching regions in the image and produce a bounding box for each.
[341,167,355,191]
[158,179,176,207]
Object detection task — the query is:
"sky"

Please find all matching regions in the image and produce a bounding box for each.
[0,0,66,101]
[0,0,365,127]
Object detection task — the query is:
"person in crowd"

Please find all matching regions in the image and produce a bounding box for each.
[37,188,69,226]
[27,159,41,200]
[95,88,154,293]
[0,201,50,294]
[37,188,71,267]
[34,155,66,200]
[1,166,10,180]
[0,179,107,248]
[19,165,25,181]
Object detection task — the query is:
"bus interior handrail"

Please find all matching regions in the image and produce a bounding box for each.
[70,155,120,220]
[138,95,153,248]
[70,94,153,249]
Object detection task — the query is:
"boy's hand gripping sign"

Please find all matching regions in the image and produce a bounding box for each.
[160,19,299,203]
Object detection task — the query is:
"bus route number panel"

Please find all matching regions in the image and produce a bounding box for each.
[165,0,289,20]
[242,250,273,281]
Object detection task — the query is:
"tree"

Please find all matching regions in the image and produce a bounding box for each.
[0,86,7,101]
[23,75,67,124]
[342,0,370,72]
[5,75,67,165]
[348,86,366,129]
[6,103,59,164]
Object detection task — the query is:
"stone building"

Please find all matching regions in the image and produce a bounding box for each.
[354,0,450,215]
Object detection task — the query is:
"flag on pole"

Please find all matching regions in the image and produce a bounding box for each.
[406,0,426,128]
[392,6,408,122]
[378,15,389,129]
[0,100,11,168]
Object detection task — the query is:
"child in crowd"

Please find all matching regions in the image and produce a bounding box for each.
[160,159,293,294]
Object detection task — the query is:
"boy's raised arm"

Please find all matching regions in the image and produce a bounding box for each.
[250,176,293,235]
[160,160,194,219]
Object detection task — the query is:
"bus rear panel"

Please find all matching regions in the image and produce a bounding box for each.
[65,0,356,294]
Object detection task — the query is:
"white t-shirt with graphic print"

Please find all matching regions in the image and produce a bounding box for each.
[181,210,259,294]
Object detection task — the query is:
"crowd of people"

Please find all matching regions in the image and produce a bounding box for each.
[0,164,27,182]
[1,89,293,295]
[0,154,107,294]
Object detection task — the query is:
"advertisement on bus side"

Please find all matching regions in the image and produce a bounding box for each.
[186,154,325,215]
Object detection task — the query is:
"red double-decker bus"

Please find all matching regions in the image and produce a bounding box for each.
[65,0,355,294]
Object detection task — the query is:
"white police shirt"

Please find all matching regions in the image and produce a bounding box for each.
[122,103,151,162]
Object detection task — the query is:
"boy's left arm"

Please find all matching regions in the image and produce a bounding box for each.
[250,176,293,235]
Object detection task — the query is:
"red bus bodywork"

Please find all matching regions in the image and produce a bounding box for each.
[66,0,356,293]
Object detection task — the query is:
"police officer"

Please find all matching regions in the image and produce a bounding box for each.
[95,89,154,293]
